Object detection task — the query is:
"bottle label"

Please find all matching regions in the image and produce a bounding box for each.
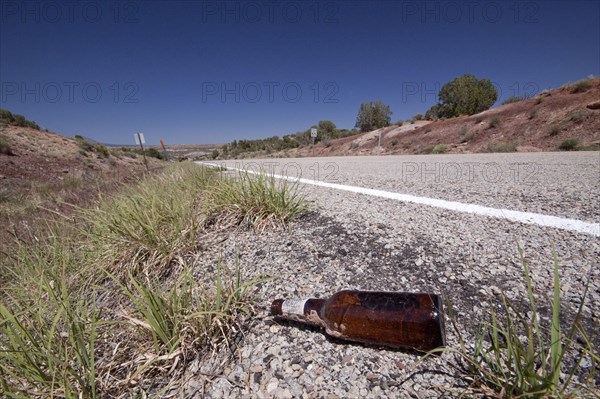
[281,298,308,316]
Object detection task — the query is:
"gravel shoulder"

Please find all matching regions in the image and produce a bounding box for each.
[184,154,599,398]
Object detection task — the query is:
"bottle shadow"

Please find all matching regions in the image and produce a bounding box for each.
[272,317,431,357]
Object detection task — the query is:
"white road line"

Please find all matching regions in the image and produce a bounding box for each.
[197,162,600,237]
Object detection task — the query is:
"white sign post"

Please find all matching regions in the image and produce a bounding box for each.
[310,128,317,145]
[134,133,145,145]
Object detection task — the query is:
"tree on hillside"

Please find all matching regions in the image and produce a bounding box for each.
[318,120,336,135]
[431,74,497,118]
[425,103,445,120]
[355,101,392,132]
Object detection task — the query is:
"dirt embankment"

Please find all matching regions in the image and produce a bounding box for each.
[0,123,164,241]
[225,79,600,159]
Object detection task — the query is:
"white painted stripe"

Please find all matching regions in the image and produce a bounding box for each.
[196,162,600,237]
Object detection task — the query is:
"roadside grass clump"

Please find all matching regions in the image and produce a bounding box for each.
[114,261,263,361]
[486,142,517,153]
[488,116,500,129]
[1,163,300,397]
[559,139,579,151]
[528,110,538,119]
[430,144,447,154]
[0,264,100,398]
[79,163,213,278]
[205,170,308,231]
[433,245,598,398]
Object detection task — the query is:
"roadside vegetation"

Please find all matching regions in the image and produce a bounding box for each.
[0,109,41,130]
[437,245,598,398]
[0,163,308,397]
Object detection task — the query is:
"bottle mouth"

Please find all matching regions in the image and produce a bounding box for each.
[270,299,284,316]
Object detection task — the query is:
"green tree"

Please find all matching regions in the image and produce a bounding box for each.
[318,120,337,141]
[355,101,392,132]
[436,74,497,117]
[318,120,336,135]
[425,103,446,120]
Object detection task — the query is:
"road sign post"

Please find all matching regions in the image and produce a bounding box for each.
[160,139,170,161]
[134,132,149,171]
[311,128,317,145]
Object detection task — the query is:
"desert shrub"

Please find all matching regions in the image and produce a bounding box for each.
[391,139,398,146]
[460,131,476,143]
[94,144,110,158]
[568,109,590,123]
[547,126,561,136]
[349,142,359,150]
[501,95,526,105]
[75,136,94,152]
[488,116,500,129]
[0,109,40,130]
[412,113,423,122]
[487,142,517,153]
[212,149,220,159]
[535,97,543,105]
[394,120,403,126]
[571,79,592,93]
[528,110,538,119]
[0,135,14,155]
[431,144,447,154]
[559,139,579,151]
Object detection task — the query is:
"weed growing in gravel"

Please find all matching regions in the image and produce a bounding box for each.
[113,261,262,362]
[436,245,598,398]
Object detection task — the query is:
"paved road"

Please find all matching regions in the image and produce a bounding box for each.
[194,152,599,398]
[215,152,600,223]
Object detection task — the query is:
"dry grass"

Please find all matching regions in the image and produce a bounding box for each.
[0,163,307,397]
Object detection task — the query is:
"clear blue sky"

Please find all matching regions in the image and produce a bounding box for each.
[1,0,598,145]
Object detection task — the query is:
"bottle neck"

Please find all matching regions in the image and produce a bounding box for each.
[271,298,326,327]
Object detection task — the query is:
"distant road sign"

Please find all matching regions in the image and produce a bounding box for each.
[311,128,317,138]
[134,133,145,145]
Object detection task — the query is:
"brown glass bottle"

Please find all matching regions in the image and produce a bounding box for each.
[270,290,445,352]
